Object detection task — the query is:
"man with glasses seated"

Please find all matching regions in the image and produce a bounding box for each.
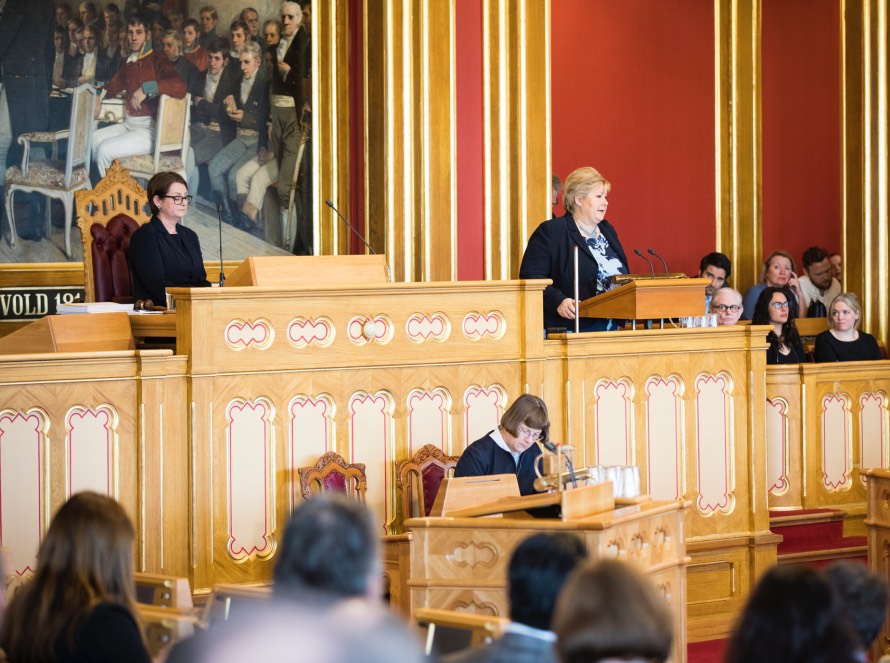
[454,394,550,496]
[709,287,744,326]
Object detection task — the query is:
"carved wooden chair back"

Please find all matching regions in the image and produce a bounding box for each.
[395,444,459,519]
[297,451,367,503]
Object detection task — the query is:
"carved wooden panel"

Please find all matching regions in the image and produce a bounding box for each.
[593,378,634,466]
[66,404,118,498]
[694,373,734,515]
[646,376,684,501]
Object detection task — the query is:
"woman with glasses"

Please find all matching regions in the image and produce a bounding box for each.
[814,292,881,362]
[129,171,211,306]
[751,286,804,364]
[454,394,550,496]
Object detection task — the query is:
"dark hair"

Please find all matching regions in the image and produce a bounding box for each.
[207,36,230,55]
[274,495,377,600]
[500,394,550,444]
[105,3,120,14]
[802,245,830,270]
[0,492,143,661]
[183,17,200,31]
[147,171,187,215]
[554,559,673,663]
[152,14,171,31]
[725,565,859,663]
[825,561,888,650]
[128,14,150,31]
[55,25,68,38]
[699,251,732,280]
[752,286,801,352]
[230,19,248,34]
[507,533,586,629]
[240,7,259,19]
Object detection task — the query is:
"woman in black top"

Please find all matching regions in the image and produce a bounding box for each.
[0,492,150,663]
[752,286,804,365]
[815,292,882,362]
[129,171,211,306]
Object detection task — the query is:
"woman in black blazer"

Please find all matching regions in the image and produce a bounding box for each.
[519,166,629,332]
[129,171,211,306]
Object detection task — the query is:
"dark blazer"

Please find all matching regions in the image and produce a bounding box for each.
[454,432,542,496]
[129,216,211,304]
[271,26,307,108]
[234,69,270,150]
[193,67,238,127]
[443,631,558,663]
[95,50,122,84]
[53,602,151,663]
[518,213,629,330]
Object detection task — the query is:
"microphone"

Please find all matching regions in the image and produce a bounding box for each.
[216,203,225,287]
[540,440,577,489]
[634,248,656,276]
[647,248,669,274]
[542,440,558,453]
[325,199,392,283]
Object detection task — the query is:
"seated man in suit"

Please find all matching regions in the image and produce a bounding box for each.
[240,7,262,43]
[190,37,237,176]
[161,30,200,98]
[444,534,588,663]
[182,19,209,72]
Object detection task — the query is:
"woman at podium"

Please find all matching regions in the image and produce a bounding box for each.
[454,394,549,496]
[519,166,629,333]
[129,171,211,306]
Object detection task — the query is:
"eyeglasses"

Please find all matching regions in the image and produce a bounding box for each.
[517,425,544,441]
[770,301,791,310]
[162,195,193,204]
[712,304,741,313]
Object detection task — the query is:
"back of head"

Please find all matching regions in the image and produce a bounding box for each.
[825,561,888,650]
[274,495,378,601]
[553,559,673,663]
[508,533,587,629]
[725,564,858,663]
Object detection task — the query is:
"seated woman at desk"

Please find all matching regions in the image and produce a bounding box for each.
[751,286,805,365]
[742,250,806,320]
[129,171,211,306]
[814,292,882,362]
[519,166,628,333]
[454,394,549,496]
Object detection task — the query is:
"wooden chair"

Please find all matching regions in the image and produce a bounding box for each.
[5,83,97,257]
[118,93,191,184]
[136,605,199,657]
[297,451,367,502]
[75,160,151,302]
[395,444,459,520]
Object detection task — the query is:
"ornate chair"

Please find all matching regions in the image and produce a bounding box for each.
[5,83,97,257]
[395,444,459,520]
[75,160,151,302]
[118,93,191,185]
[297,451,367,502]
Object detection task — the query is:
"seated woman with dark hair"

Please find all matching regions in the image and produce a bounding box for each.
[752,286,805,364]
[815,292,882,362]
[129,171,211,306]
[0,492,150,663]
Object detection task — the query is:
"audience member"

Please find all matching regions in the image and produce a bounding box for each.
[56,2,73,28]
[799,245,841,317]
[263,19,282,46]
[92,14,187,177]
[103,18,125,65]
[552,559,673,663]
[162,30,200,97]
[240,7,262,43]
[191,38,236,172]
[166,10,184,33]
[724,564,859,663]
[53,26,69,88]
[0,492,150,663]
[182,19,209,72]
[78,1,99,28]
[455,393,549,496]
[151,14,172,50]
[198,5,219,49]
[709,287,744,325]
[752,286,804,364]
[830,251,843,283]
[444,533,587,663]
[69,24,103,86]
[698,251,732,311]
[814,292,882,362]
[103,3,121,30]
[227,19,250,77]
[825,561,889,657]
[742,250,805,320]
[551,173,562,207]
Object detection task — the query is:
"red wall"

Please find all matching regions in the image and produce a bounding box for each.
[761,0,841,271]
[551,0,716,277]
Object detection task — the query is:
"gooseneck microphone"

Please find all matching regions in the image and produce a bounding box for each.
[216,203,225,286]
[634,248,656,276]
[647,248,669,274]
[325,199,392,282]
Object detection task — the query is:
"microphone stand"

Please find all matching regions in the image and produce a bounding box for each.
[633,248,656,276]
[325,199,392,282]
[647,248,669,274]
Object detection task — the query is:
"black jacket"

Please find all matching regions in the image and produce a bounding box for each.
[454,432,542,496]
[519,213,629,329]
[129,216,211,304]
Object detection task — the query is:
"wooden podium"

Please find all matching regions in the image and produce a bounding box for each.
[578,277,710,320]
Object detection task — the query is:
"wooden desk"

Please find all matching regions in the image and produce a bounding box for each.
[129,312,177,339]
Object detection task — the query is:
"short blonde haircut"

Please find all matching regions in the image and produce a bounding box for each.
[563,167,611,216]
[828,292,862,330]
[759,250,796,284]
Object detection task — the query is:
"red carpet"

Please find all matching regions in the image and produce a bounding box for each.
[688,638,727,663]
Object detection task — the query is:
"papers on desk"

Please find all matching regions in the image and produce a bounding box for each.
[57,302,135,314]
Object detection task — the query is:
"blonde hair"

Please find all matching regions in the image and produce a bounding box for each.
[563,167,611,215]
[759,250,796,284]
[828,292,862,330]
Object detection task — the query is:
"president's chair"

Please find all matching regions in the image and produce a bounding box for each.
[75,160,151,302]
[297,451,367,502]
[395,444,459,520]
[5,83,96,257]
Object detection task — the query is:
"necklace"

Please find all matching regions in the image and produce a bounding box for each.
[577,224,600,239]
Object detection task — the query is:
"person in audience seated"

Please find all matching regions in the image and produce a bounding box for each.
[103,3,121,31]
[53,25,69,88]
[102,19,124,71]
[698,251,731,312]
[91,14,187,177]
[752,286,804,364]
[56,2,73,28]
[799,245,841,317]
[63,18,85,81]
[815,292,881,362]
[551,173,562,208]
[455,394,549,496]
[825,561,889,659]
[151,14,172,51]
[263,19,281,46]
[209,41,269,234]
[742,250,806,319]
[240,7,262,43]
[166,10,184,34]
[191,38,237,178]
[0,492,151,663]
[519,166,629,332]
[129,171,210,306]
[444,533,587,663]
[724,565,859,663]
[552,559,673,663]
[78,1,99,28]
[198,5,219,49]
[830,251,843,283]
[162,30,200,97]
[227,19,250,77]
[182,18,209,72]
[709,287,744,325]
[68,24,104,86]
